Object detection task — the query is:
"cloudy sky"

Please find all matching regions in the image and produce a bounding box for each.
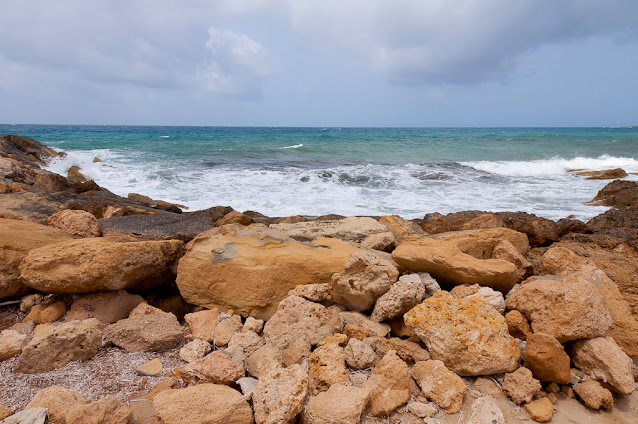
[0,1,636,127]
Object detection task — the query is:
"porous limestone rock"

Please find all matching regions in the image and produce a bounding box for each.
[378,214,425,242]
[25,386,89,424]
[0,218,72,299]
[237,376,259,401]
[331,252,399,311]
[492,238,534,282]
[223,345,247,371]
[364,337,430,365]
[370,275,425,322]
[271,216,389,242]
[411,360,466,414]
[213,313,243,347]
[407,402,437,418]
[344,338,377,370]
[252,364,309,424]
[242,317,265,334]
[309,343,350,393]
[0,329,30,361]
[245,343,284,379]
[418,272,441,295]
[153,384,254,424]
[228,330,264,357]
[47,209,101,238]
[23,301,66,324]
[362,350,410,416]
[524,398,553,423]
[504,310,532,340]
[16,318,102,373]
[502,367,541,405]
[216,210,254,226]
[179,339,211,363]
[524,333,570,384]
[505,276,612,343]
[66,291,145,323]
[428,227,529,258]
[301,383,369,424]
[176,351,244,385]
[573,380,614,410]
[571,336,635,395]
[65,396,132,424]
[404,291,520,376]
[19,238,184,293]
[288,283,332,304]
[361,231,397,252]
[468,286,505,314]
[184,308,219,342]
[104,303,183,352]
[465,396,505,424]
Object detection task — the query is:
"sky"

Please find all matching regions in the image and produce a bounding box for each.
[0,0,636,127]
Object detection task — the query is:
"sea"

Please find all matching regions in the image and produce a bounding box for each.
[1,125,637,221]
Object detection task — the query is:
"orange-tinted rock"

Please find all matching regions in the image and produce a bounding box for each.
[47,209,101,238]
[524,333,570,384]
[412,360,466,413]
[23,301,66,324]
[362,350,410,416]
[66,291,145,323]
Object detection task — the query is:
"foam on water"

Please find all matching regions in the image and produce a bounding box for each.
[280,144,304,149]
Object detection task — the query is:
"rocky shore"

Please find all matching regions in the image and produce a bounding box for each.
[1,134,637,424]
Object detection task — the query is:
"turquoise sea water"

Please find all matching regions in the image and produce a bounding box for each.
[1,125,637,220]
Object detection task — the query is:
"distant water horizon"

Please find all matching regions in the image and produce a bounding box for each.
[2,124,637,221]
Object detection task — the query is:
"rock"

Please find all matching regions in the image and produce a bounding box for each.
[362,350,410,416]
[573,380,614,410]
[271,216,389,242]
[301,383,369,424]
[19,238,184,293]
[392,237,519,292]
[504,310,532,340]
[175,226,380,320]
[25,386,89,424]
[213,313,243,347]
[587,206,638,232]
[228,331,264,357]
[465,396,505,424]
[524,397,553,423]
[245,343,283,379]
[184,308,219,342]
[104,303,183,352]
[468,286,505,314]
[407,402,437,418]
[420,211,496,234]
[331,252,399,311]
[411,360,466,414]
[418,272,441,295]
[252,364,309,424]
[495,212,559,247]
[571,336,635,395]
[0,405,11,421]
[19,294,43,314]
[0,408,48,424]
[338,311,390,337]
[243,317,265,334]
[176,351,244,385]
[66,291,145,323]
[237,376,259,401]
[153,384,254,424]
[361,232,397,252]
[502,367,541,405]
[317,333,347,347]
[370,275,425,322]
[492,239,534,281]
[309,343,350,393]
[0,329,30,360]
[579,168,628,179]
[223,345,247,371]
[378,215,425,242]
[344,338,377,370]
[505,276,612,343]
[429,227,529,259]
[16,318,102,373]
[404,292,520,376]
[588,179,638,208]
[524,333,570,384]
[450,283,481,298]
[0,218,72,299]
[65,396,132,424]
[137,358,163,376]
[364,337,430,365]
[288,283,332,304]
[216,210,255,226]
[274,215,307,224]
[179,339,211,362]
[264,296,340,348]
[67,165,88,182]
[23,301,66,324]
[47,210,101,238]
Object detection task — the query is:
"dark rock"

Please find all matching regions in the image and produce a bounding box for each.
[99,211,216,241]
[315,214,346,221]
[588,207,638,232]
[589,180,638,208]
[557,217,590,237]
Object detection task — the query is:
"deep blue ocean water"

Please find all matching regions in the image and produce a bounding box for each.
[2,125,637,220]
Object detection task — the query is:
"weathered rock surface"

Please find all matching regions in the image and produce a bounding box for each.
[153,384,254,424]
[404,292,520,376]
[252,365,309,424]
[364,337,430,365]
[492,238,534,281]
[176,226,384,319]
[184,309,219,342]
[65,396,132,424]
[19,238,184,293]
[228,331,264,357]
[361,231,397,252]
[245,344,284,379]
[468,286,505,314]
[23,301,66,324]
[362,350,410,416]
[378,215,425,242]
[288,283,332,304]
[429,227,529,259]
[16,318,103,373]
[0,329,30,360]
[47,209,101,238]
[66,291,145,323]
[504,310,532,340]
[309,343,350,393]
[0,407,48,424]
[392,237,519,292]
[301,383,369,424]
[176,351,244,385]
[104,303,183,352]
[579,168,628,179]
[524,333,570,384]
[588,179,638,208]
[271,216,388,242]
[524,397,553,423]
[25,386,89,424]
[465,396,505,424]
[136,358,163,376]
[0,218,72,299]
[505,276,612,343]
[344,338,377,370]
[370,274,425,322]
[571,336,635,395]
[573,380,614,410]
[212,313,243,347]
[502,367,541,405]
[412,359,466,413]
[179,339,211,363]
[338,311,390,338]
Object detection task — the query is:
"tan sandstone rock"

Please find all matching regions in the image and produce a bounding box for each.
[183,309,220,342]
[524,333,570,384]
[216,210,255,226]
[362,350,410,416]
[361,231,397,252]
[66,291,145,323]
[338,311,390,337]
[104,303,183,352]
[404,291,520,376]
[371,274,425,322]
[23,301,66,324]
[573,380,614,410]
[245,343,284,379]
[47,209,101,238]
[411,360,466,413]
[309,343,350,393]
[0,218,72,299]
[1,407,48,424]
[242,317,265,334]
[465,396,505,424]
[301,383,369,424]
[0,405,11,421]
[288,283,332,304]
[153,384,254,424]
[16,318,103,373]
[429,227,529,258]
[19,238,184,293]
[228,331,264,357]
[252,364,309,424]
[136,358,163,377]
[502,367,542,405]
[504,310,532,340]
[65,396,132,424]
[176,350,244,385]
[492,238,534,281]
[364,337,430,365]
[468,286,505,314]
[25,386,89,424]
[271,216,389,242]
[213,313,243,347]
[378,215,425,242]
[524,397,553,423]
[0,329,30,361]
[344,338,377,370]
[505,276,612,343]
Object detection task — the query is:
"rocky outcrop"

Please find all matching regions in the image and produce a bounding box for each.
[404,291,520,376]
[588,179,638,208]
[578,168,628,179]
[47,209,101,238]
[270,216,388,242]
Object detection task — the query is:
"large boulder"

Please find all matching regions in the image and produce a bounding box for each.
[392,237,519,292]
[15,318,103,373]
[588,179,638,208]
[153,384,254,424]
[505,275,612,343]
[176,226,384,319]
[19,238,184,293]
[0,218,72,299]
[428,227,529,259]
[270,216,389,242]
[404,291,520,376]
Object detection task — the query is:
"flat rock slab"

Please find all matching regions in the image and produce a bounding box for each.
[99,212,217,242]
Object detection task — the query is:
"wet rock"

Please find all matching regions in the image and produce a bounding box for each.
[579,168,628,179]
[411,360,466,414]
[25,386,89,424]
[66,291,145,324]
[309,343,350,393]
[47,209,101,238]
[99,211,218,242]
[370,274,425,322]
[495,212,559,247]
[252,364,309,424]
[301,383,369,424]
[524,333,570,384]
[573,380,614,410]
[362,350,410,416]
[502,367,541,405]
[176,350,244,385]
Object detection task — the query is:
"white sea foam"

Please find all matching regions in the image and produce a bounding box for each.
[280,143,303,149]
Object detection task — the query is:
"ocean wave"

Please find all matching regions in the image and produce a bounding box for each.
[280,144,303,149]
[461,155,638,177]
